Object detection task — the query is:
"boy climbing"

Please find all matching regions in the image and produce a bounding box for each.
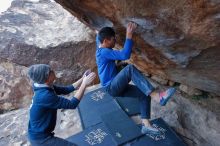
[96,22,176,135]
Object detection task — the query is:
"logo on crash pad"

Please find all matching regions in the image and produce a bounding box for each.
[91,91,106,101]
[85,128,108,145]
[115,132,122,138]
[146,124,167,141]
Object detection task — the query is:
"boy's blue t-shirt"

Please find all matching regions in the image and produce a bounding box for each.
[28,84,80,140]
[96,35,133,86]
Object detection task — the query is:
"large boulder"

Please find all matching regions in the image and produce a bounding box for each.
[0,0,96,111]
[55,0,220,95]
[0,58,32,113]
[0,0,96,81]
[0,107,82,146]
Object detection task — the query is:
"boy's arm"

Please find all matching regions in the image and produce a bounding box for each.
[126,22,137,39]
[53,69,92,95]
[72,77,83,90]
[44,95,80,109]
[101,39,133,60]
[72,69,91,90]
[45,72,96,109]
[101,22,137,60]
[53,85,75,95]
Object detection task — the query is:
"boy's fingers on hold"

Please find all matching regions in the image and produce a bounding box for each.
[89,73,96,78]
[88,73,93,77]
[128,22,132,27]
[134,23,137,28]
[88,72,93,77]
[132,23,137,28]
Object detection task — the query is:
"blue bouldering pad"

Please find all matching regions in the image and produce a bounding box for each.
[66,123,117,146]
[115,96,140,116]
[115,85,149,116]
[79,87,113,108]
[101,110,143,145]
[78,88,121,129]
[130,118,187,146]
[72,87,186,146]
[67,109,143,146]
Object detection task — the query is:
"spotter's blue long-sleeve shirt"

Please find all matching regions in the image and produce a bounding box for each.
[28,84,79,141]
[96,36,134,86]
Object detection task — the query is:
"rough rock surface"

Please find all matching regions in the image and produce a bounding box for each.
[151,89,220,146]
[55,0,220,95]
[0,107,81,146]
[179,84,203,96]
[0,58,32,113]
[0,0,96,111]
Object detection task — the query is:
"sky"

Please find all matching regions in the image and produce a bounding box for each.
[0,0,56,14]
[0,0,13,13]
[0,0,50,14]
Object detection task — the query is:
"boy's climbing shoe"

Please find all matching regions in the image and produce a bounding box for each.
[141,125,161,135]
[160,87,176,106]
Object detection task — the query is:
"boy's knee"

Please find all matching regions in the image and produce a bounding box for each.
[127,64,136,71]
[127,64,134,69]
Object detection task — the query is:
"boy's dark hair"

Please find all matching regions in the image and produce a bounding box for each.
[98,27,115,43]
